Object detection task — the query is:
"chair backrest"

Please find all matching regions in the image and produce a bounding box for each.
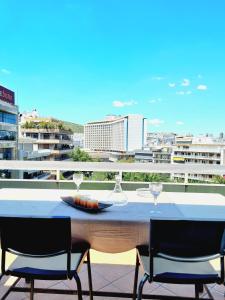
[150,219,225,259]
[0,216,71,256]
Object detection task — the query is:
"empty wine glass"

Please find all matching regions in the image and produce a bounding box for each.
[149,182,163,214]
[73,173,83,193]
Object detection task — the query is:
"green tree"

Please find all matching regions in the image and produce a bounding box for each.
[91,172,117,181]
[122,172,170,182]
[60,173,65,180]
[70,148,93,162]
[213,175,225,184]
[22,121,35,129]
[58,122,65,130]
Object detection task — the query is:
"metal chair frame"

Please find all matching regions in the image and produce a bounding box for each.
[133,219,225,300]
[0,216,93,300]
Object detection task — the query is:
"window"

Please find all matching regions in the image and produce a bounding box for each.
[0,130,16,141]
[0,148,13,160]
[0,111,17,124]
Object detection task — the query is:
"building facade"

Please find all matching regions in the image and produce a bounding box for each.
[135,147,172,163]
[18,137,52,179]
[84,115,147,152]
[171,136,225,182]
[146,132,176,146]
[19,114,74,161]
[72,133,84,149]
[0,85,18,168]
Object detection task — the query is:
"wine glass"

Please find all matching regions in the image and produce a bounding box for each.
[73,173,83,193]
[149,182,163,214]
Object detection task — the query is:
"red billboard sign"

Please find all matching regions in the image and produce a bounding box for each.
[0,85,15,105]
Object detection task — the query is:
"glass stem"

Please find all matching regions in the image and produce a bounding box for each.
[77,185,80,193]
[154,196,157,206]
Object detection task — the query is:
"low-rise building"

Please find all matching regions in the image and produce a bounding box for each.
[135,147,172,163]
[19,114,74,161]
[152,147,172,163]
[172,136,225,182]
[73,133,84,149]
[18,137,52,179]
[146,132,176,146]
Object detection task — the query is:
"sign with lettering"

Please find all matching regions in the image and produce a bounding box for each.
[0,85,15,105]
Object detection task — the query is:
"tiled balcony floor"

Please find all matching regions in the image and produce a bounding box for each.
[1,250,225,299]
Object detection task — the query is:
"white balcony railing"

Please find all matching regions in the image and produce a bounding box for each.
[0,160,225,183]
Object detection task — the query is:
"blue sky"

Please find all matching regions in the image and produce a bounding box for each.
[0,0,225,135]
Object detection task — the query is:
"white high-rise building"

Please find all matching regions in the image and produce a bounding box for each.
[84,115,147,152]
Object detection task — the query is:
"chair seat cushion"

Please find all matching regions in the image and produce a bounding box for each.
[6,251,87,280]
[137,246,220,284]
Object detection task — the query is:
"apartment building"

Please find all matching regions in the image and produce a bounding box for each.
[0,85,18,177]
[18,137,52,179]
[135,147,172,163]
[152,147,172,163]
[72,133,84,148]
[84,114,147,152]
[19,112,74,161]
[172,136,225,181]
[146,132,176,146]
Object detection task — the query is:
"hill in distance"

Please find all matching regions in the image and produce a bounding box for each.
[61,120,84,133]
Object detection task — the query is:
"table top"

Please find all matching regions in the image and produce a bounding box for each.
[0,188,225,222]
[1,188,225,252]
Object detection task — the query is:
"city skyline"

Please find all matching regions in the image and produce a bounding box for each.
[0,1,225,135]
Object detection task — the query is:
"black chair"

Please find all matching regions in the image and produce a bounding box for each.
[0,216,93,300]
[133,219,225,300]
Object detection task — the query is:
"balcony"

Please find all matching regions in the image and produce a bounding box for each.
[173,154,221,161]
[33,139,72,145]
[21,128,72,135]
[51,149,73,155]
[22,149,52,160]
[0,140,17,148]
[1,161,225,299]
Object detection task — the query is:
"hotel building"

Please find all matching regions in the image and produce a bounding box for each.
[84,115,147,152]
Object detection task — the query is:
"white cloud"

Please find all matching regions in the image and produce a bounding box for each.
[1,68,11,74]
[181,79,190,86]
[149,98,162,104]
[176,121,184,125]
[186,90,192,95]
[112,100,137,107]
[168,83,176,88]
[176,90,192,95]
[151,76,164,81]
[197,84,207,91]
[176,91,185,95]
[148,118,165,127]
